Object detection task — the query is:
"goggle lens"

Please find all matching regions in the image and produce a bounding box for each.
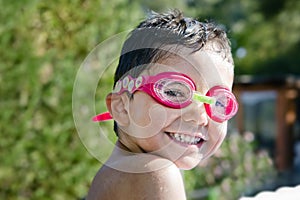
[204,86,238,122]
[154,79,193,108]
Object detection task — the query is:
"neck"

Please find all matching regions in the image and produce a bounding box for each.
[117,136,146,153]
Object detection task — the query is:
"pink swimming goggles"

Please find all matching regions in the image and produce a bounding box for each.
[93,72,238,123]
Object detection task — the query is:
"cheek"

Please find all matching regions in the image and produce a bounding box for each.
[128,93,155,125]
[204,121,228,157]
[135,135,166,153]
[210,121,227,143]
[128,93,170,138]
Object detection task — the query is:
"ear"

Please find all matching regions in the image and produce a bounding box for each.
[106,93,130,126]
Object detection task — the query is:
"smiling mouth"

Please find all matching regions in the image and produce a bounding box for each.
[165,132,206,146]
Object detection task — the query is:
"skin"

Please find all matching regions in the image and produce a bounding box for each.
[86,49,234,200]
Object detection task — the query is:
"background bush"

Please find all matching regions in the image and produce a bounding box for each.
[0,1,142,199]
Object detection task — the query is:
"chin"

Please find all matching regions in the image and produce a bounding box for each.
[174,156,202,170]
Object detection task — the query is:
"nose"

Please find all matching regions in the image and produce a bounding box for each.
[181,101,208,126]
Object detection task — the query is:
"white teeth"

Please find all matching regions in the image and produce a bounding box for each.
[169,133,202,145]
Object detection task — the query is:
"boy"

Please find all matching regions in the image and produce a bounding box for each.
[87,9,238,200]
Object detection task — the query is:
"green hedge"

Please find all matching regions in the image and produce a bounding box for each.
[0,1,142,199]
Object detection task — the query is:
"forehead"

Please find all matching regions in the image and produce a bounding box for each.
[147,50,234,91]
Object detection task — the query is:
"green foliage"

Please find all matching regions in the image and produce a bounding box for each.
[0,0,142,199]
[142,0,300,75]
[232,0,300,75]
[184,133,276,200]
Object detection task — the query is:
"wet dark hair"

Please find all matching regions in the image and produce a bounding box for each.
[113,9,233,135]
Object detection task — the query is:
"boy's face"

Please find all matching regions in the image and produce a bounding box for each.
[118,49,234,170]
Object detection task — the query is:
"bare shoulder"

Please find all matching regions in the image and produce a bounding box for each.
[86,156,187,200]
[136,161,187,200]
